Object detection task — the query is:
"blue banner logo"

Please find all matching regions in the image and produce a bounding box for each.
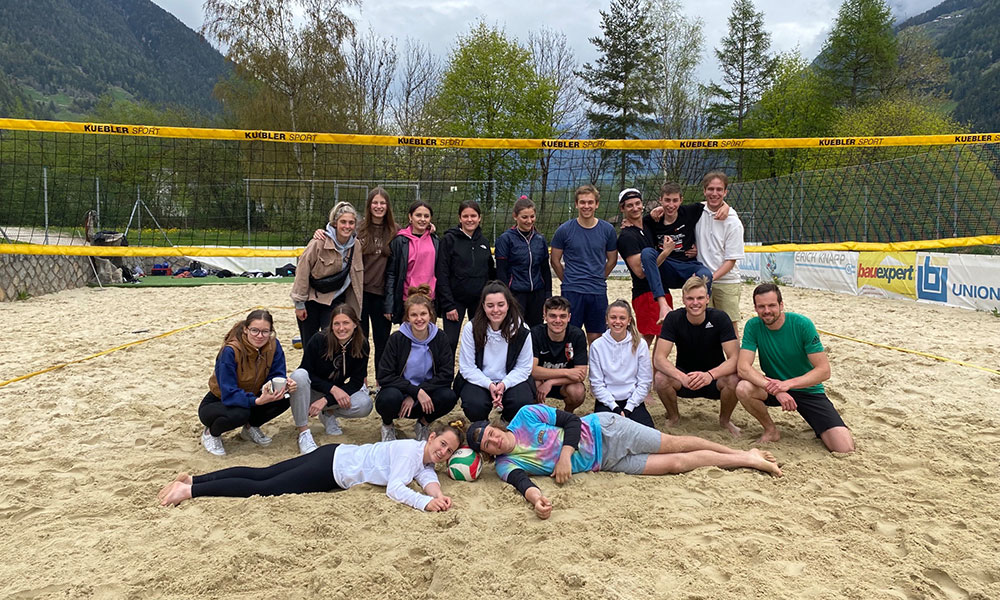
[916,256,948,302]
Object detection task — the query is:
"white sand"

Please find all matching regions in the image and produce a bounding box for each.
[1,280,999,599]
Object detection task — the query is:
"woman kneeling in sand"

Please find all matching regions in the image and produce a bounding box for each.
[159,420,466,512]
[467,405,781,519]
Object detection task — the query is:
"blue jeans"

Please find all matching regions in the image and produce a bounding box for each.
[639,248,713,299]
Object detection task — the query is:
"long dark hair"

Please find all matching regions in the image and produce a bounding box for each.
[357,187,396,255]
[471,281,523,349]
[324,304,367,361]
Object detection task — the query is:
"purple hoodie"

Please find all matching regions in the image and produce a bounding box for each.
[399,321,439,386]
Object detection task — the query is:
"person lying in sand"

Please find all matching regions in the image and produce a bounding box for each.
[466,405,781,520]
[158,420,466,512]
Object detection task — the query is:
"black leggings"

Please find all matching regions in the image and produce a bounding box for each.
[361,291,392,369]
[191,444,342,498]
[513,289,547,328]
[198,392,290,437]
[375,386,458,425]
[442,303,475,354]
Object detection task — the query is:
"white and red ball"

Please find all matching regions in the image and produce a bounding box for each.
[447,447,483,481]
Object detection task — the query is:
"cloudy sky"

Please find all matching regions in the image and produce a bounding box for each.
[151,0,941,83]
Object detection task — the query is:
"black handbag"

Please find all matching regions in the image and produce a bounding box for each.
[309,246,354,294]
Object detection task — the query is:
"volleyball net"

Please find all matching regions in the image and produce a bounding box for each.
[1,118,999,259]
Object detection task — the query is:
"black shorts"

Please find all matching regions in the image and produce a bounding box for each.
[764,390,846,436]
[676,381,722,400]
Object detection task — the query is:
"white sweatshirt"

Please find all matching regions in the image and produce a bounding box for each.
[458,320,533,390]
[588,330,652,413]
[332,439,439,510]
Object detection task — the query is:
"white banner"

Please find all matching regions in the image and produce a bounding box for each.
[761,252,795,285]
[794,251,859,295]
[738,244,762,281]
[916,253,1000,312]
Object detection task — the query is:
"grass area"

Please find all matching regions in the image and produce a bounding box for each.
[96,275,295,288]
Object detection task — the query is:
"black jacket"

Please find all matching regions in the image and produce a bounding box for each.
[297,331,369,397]
[376,328,455,397]
[435,225,496,312]
[383,231,439,324]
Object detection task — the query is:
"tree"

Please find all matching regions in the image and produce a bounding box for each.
[345,28,398,134]
[433,22,555,211]
[578,0,658,188]
[646,0,709,183]
[391,39,441,136]
[879,29,949,100]
[529,27,584,211]
[704,0,777,137]
[817,0,897,107]
[202,0,357,212]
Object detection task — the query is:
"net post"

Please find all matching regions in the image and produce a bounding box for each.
[95,177,101,231]
[43,167,49,244]
[245,178,251,246]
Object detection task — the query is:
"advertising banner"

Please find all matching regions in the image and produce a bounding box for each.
[761,252,795,285]
[857,252,916,299]
[916,253,1000,312]
[738,247,762,282]
[794,251,859,295]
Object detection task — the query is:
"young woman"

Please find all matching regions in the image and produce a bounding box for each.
[158,420,467,512]
[494,197,552,327]
[356,187,397,369]
[383,201,438,324]
[198,310,295,456]
[376,285,458,442]
[289,304,373,454]
[588,300,655,428]
[455,281,535,424]
[467,405,782,519]
[436,200,496,353]
[292,201,364,345]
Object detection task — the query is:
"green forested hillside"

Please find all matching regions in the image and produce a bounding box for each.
[0,0,229,119]
[898,0,1000,132]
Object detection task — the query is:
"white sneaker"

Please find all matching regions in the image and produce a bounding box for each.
[201,428,226,456]
[240,425,272,446]
[380,424,397,442]
[413,421,430,441]
[297,430,319,454]
[319,411,343,436]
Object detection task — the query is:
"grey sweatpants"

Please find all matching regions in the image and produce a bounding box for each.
[289,368,373,427]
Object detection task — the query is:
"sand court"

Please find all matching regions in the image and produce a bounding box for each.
[1,280,999,599]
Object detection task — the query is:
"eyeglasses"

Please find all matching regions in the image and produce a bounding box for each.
[247,327,273,337]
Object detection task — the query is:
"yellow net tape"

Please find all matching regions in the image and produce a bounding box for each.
[2,117,998,150]
[819,329,1000,376]
[3,235,998,258]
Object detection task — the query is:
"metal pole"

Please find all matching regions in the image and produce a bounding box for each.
[935,184,941,239]
[245,179,251,246]
[863,185,869,243]
[43,167,49,244]
[96,176,101,230]
[137,185,142,247]
[953,147,960,237]
[751,184,757,243]
[799,174,804,241]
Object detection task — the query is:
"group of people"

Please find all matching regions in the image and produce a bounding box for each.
[168,173,853,518]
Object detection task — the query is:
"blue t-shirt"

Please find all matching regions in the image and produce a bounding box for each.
[495,404,603,481]
[550,218,618,293]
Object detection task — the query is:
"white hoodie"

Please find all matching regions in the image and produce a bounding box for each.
[588,330,652,413]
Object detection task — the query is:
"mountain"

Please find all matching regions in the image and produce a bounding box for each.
[896,0,1000,132]
[0,0,230,119]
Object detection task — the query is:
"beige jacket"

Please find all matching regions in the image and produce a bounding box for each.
[290,235,364,312]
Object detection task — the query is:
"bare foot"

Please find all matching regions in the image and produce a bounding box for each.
[158,481,193,507]
[747,448,782,477]
[157,473,192,501]
[720,419,741,437]
[757,428,781,444]
[665,415,680,428]
[656,300,670,325]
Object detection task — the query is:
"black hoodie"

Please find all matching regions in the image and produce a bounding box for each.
[435,225,496,312]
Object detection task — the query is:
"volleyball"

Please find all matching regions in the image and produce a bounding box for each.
[447,447,482,481]
[292,335,303,349]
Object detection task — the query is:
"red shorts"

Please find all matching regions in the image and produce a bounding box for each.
[632,291,672,336]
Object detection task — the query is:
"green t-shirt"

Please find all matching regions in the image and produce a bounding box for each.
[741,312,825,394]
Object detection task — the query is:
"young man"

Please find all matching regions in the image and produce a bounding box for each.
[735,283,855,453]
[550,184,619,344]
[652,276,741,435]
[694,171,744,329]
[616,188,672,344]
[642,182,724,323]
[530,296,589,412]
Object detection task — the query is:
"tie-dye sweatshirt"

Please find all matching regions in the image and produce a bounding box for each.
[495,404,603,482]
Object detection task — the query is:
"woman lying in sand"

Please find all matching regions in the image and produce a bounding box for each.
[159,420,466,512]
[467,405,781,519]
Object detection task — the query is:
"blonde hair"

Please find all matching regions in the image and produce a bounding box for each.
[681,275,710,298]
[328,201,358,226]
[607,299,641,353]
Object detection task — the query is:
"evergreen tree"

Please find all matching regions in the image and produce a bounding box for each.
[817,0,897,107]
[578,0,657,188]
[704,0,776,136]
